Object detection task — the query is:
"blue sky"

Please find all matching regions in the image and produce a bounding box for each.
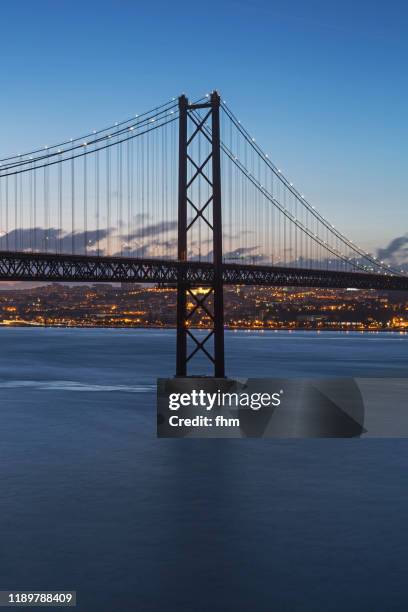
[0,0,407,251]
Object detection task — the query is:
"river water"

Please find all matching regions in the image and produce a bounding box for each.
[0,328,407,611]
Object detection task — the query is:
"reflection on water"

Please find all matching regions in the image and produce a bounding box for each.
[0,328,408,611]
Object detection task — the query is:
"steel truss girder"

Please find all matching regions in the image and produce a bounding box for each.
[221,263,408,291]
[0,251,407,291]
[0,251,213,284]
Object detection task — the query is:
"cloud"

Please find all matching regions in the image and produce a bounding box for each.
[114,237,178,259]
[377,234,408,264]
[0,228,110,255]
[189,245,267,264]
[118,244,151,258]
[223,246,262,260]
[127,220,178,240]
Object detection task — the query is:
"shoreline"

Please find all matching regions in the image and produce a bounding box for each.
[0,323,406,333]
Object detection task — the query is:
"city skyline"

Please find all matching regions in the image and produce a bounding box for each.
[1,282,407,332]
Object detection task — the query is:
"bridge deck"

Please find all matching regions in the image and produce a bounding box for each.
[0,251,407,291]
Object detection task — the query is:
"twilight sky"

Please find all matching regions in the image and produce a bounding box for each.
[0,0,407,253]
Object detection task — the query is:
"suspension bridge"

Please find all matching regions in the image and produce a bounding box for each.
[0,91,406,376]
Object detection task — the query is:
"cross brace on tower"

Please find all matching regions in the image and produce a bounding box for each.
[176,91,225,377]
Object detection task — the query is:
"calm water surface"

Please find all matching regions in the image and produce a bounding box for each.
[0,328,408,611]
